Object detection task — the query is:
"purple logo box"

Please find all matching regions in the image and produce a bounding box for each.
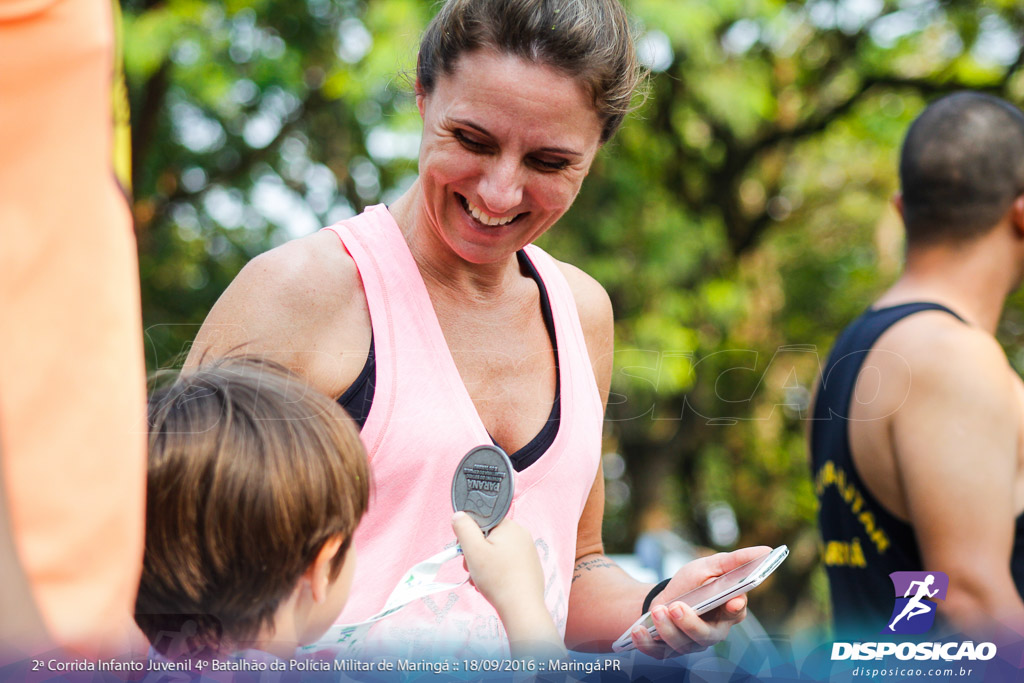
[883,571,949,635]
[889,571,949,601]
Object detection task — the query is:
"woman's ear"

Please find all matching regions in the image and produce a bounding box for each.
[416,86,427,118]
[892,192,904,220]
[306,536,345,604]
[1011,195,1024,237]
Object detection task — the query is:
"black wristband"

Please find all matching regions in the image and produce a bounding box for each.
[642,578,671,615]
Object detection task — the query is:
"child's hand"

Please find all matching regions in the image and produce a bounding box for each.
[451,512,566,658]
[451,512,544,614]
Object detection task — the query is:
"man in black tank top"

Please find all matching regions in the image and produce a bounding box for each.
[811,92,1024,639]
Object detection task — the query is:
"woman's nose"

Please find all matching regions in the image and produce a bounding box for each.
[476,155,523,216]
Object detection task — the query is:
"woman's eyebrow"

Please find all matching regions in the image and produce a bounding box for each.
[450,117,493,138]
[536,145,583,158]
[450,117,583,157]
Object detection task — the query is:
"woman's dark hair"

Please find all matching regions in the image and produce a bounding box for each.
[417,0,645,143]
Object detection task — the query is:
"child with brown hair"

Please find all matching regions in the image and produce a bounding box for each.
[135,357,565,660]
[135,357,369,658]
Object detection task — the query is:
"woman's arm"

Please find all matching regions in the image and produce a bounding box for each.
[557,260,758,656]
[567,459,764,654]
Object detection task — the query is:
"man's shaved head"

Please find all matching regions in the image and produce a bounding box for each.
[900,92,1024,246]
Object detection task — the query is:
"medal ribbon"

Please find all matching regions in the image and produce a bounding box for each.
[306,445,514,655]
[305,545,467,653]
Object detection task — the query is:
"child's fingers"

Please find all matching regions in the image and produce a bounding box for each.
[486,520,535,555]
[490,518,530,540]
[451,511,486,554]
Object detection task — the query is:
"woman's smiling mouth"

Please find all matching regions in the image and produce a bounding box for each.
[457,193,523,227]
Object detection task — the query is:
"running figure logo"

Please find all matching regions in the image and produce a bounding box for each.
[884,571,949,635]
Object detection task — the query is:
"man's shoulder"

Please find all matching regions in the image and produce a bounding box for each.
[876,311,1008,380]
[845,308,1021,529]
[841,308,1013,434]
[873,311,1019,440]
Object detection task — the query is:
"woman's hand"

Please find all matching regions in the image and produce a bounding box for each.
[630,546,771,658]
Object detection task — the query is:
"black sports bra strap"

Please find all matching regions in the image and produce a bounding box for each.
[337,250,561,472]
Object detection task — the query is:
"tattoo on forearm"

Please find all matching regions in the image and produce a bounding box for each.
[572,556,617,583]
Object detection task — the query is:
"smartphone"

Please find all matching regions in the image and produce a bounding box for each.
[611,545,789,652]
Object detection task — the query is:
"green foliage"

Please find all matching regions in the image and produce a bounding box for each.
[124,0,1024,633]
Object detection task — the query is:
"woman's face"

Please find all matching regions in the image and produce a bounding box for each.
[415,49,603,264]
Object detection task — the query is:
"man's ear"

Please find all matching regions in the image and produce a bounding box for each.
[305,536,345,604]
[892,192,904,220]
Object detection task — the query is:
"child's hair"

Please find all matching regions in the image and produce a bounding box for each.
[134,356,370,654]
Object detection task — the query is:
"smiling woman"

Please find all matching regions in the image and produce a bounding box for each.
[187,0,764,659]
[407,49,602,266]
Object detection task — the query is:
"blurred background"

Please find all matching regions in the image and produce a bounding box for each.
[121,0,1024,638]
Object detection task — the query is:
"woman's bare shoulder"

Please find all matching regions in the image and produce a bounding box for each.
[238,230,365,320]
[552,259,614,401]
[552,260,613,337]
[186,230,371,395]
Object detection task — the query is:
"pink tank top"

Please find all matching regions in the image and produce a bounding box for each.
[323,205,603,656]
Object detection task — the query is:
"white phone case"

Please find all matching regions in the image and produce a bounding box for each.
[611,545,789,653]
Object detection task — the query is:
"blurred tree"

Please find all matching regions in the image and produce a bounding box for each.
[123,0,426,366]
[123,0,1024,632]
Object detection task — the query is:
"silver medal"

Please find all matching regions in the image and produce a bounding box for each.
[451,445,514,533]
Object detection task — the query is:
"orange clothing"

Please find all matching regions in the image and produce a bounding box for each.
[0,0,146,653]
